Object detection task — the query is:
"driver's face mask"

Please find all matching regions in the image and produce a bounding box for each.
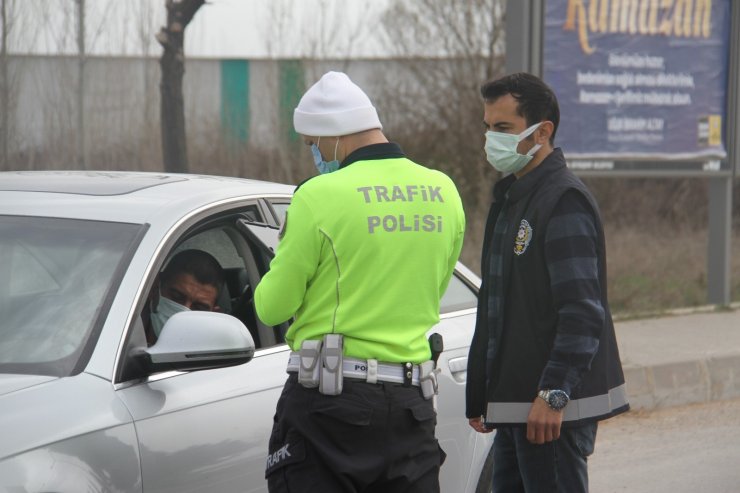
[151,289,190,338]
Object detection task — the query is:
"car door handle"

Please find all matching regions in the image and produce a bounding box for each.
[448,356,467,383]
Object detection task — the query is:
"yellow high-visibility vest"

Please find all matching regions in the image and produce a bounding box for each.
[255,155,465,363]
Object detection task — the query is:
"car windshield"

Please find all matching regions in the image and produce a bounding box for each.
[0,216,144,377]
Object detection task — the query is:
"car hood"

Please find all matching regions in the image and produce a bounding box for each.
[0,374,57,397]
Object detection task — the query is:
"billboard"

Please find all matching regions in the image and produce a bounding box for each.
[543,0,732,167]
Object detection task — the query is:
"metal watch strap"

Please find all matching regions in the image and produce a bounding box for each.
[538,389,569,411]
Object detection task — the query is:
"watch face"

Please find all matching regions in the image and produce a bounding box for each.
[548,390,569,410]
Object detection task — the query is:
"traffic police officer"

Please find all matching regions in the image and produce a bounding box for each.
[255,71,465,493]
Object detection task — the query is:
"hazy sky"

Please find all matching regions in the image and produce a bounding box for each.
[4,0,392,58]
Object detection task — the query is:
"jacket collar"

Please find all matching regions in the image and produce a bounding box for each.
[341,142,405,168]
[294,142,405,192]
[492,148,567,204]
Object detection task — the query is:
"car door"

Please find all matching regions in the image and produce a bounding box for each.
[115,201,291,493]
[427,267,485,491]
[116,351,288,492]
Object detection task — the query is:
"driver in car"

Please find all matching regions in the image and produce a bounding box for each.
[142,249,225,345]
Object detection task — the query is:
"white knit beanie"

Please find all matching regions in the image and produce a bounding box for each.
[293,71,382,137]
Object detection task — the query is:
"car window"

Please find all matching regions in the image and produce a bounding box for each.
[0,215,143,376]
[175,229,243,269]
[125,208,283,369]
[269,202,289,224]
[440,274,478,314]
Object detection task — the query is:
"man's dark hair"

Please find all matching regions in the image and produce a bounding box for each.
[480,72,560,144]
[161,249,224,293]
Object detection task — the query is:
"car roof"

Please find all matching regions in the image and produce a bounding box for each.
[1,172,190,195]
[0,171,295,224]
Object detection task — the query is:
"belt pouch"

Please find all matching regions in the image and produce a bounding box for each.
[419,360,439,400]
[298,339,322,388]
[319,334,343,396]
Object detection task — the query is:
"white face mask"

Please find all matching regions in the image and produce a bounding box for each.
[151,291,190,338]
[484,122,542,175]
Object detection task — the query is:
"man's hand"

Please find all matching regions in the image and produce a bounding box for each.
[526,396,563,444]
[469,417,494,434]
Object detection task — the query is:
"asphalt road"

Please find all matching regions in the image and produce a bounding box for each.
[589,398,740,492]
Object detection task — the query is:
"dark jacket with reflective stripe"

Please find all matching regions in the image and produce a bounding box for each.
[466,149,629,426]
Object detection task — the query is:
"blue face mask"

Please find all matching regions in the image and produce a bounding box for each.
[311,137,340,174]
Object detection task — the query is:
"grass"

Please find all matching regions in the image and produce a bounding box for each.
[605,226,740,317]
[459,223,740,318]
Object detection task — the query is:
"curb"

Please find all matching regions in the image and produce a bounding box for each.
[612,301,740,322]
[624,354,740,410]
[614,304,740,411]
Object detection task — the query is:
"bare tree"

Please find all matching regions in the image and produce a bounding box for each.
[254,0,383,184]
[1,0,8,168]
[262,0,378,63]
[0,0,26,170]
[156,0,205,173]
[76,0,86,169]
[375,0,506,269]
[137,2,159,166]
[377,0,504,168]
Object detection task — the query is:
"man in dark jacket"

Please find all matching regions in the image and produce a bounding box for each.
[466,72,629,492]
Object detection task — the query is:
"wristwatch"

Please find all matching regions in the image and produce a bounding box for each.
[538,389,570,411]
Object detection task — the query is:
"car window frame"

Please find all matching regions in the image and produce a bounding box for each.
[114,198,275,385]
[439,270,479,316]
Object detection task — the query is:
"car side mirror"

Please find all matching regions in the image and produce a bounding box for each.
[145,311,255,373]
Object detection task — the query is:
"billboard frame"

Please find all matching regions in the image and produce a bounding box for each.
[505,0,736,304]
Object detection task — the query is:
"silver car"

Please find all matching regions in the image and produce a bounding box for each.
[0,171,494,492]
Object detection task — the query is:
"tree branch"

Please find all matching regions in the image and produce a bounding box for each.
[168,0,205,30]
[158,0,205,174]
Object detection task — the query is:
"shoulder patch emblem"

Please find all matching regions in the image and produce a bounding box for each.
[514,219,532,256]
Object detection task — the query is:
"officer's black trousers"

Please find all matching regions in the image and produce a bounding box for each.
[266,374,445,493]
